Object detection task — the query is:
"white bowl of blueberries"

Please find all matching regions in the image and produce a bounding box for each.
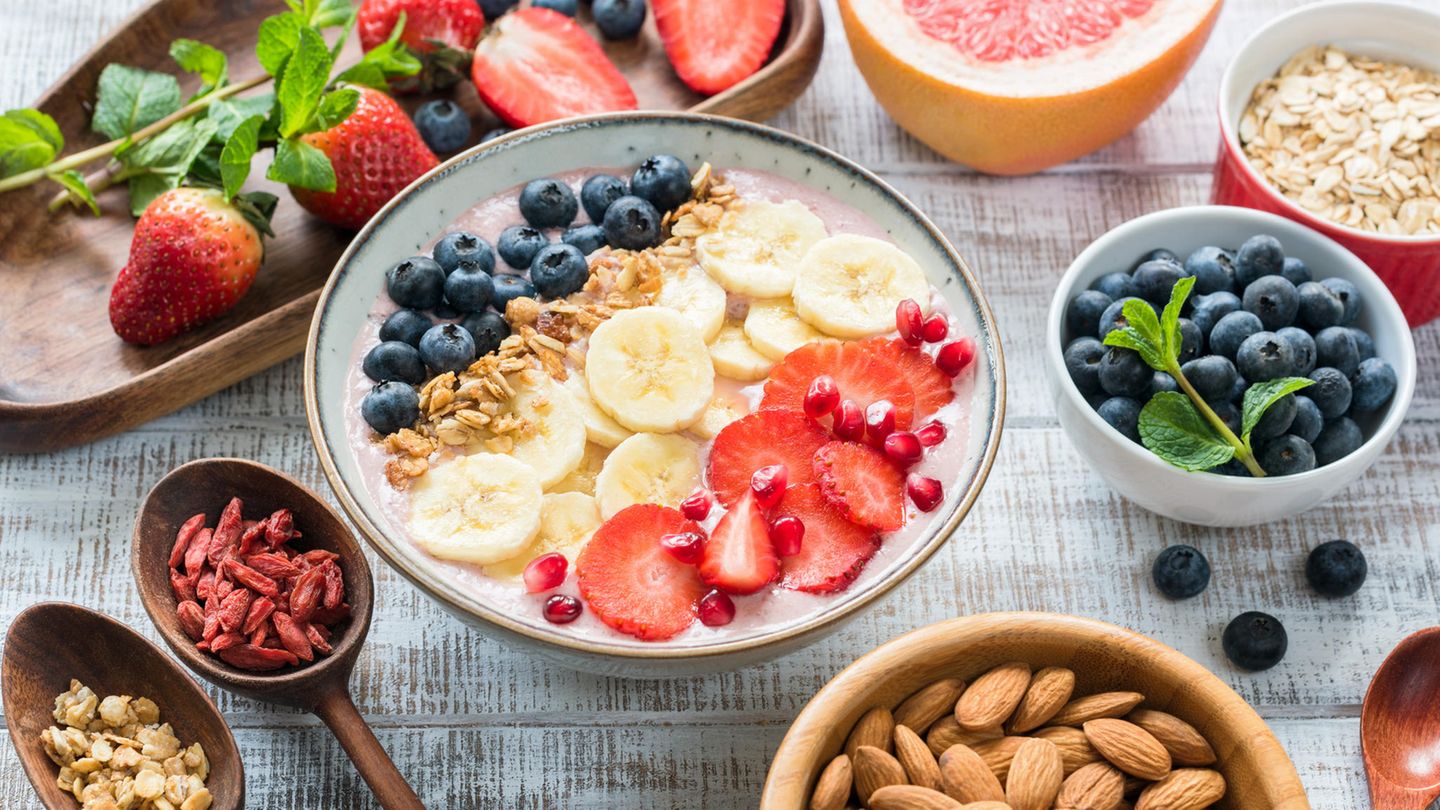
[1046,206,1416,527]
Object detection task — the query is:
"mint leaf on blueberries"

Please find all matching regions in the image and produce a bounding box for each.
[54,170,100,215]
[256,12,305,76]
[1139,391,1236,471]
[277,27,334,138]
[1103,297,1167,370]
[1159,276,1196,363]
[1241,377,1315,439]
[92,64,182,140]
[170,39,229,94]
[220,115,263,200]
[268,136,334,191]
[0,109,63,176]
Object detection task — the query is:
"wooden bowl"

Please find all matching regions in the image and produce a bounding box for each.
[760,612,1310,809]
[1,602,244,810]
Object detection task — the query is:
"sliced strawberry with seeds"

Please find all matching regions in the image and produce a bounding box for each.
[576,505,707,641]
[776,484,881,594]
[812,441,907,531]
[707,408,829,506]
[652,0,786,95]
[699,491,779,595]
[868,338,955,421]
[761,340,917,430]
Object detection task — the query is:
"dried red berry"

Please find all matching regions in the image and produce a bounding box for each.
[680,489,713,522]
[697,590,736,627]
[921,313,949,343]
[906,474,944,512]
[660,532,706,565]
[936,338,976,377]
[543,594,583,624]
[523,552,569,593]
[895,299,924,346]
[883,431,924,467]
[169,514,206,568]
[769,516,805,556]
[803,375,840,419]
[176,601,206,641]
[916,421,947,447]
[865,400,897,442]
[750,464,789,510]
[832,399,865,442]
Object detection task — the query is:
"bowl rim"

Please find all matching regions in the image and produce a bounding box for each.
[303,110,1008,662]
[1046,204,1417,489]
[1215,0,1440,246]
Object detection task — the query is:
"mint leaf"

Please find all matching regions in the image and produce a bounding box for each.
[311,0,357,29]
[54,170,100,215]
[1159,276,1196,364]
[1139,392,1236,472]
[277,27,334,137]
[256,12,304,76]
[170,39,229,93]
[1240,377,1316,439]
[313,88,359,132]
[0,110,62,176]
[117,117,218,215]
[335,13,421,89]
[92,64,182,140]
[5,109,63,151]
[206,94,276,141]
[1103,298,1166,370]
[268,136,335,191]
[220,115,263,200]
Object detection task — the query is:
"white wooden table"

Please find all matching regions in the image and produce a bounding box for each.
[3,1,1437,806]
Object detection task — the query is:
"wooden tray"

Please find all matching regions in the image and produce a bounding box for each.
[0,0,823,453]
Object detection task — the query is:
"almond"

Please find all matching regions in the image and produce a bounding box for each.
[895,725,943,791]
[868,785,965,810]
[1135,768,1226,810]
[937,744,1004,803]
[854,745,909,806]
[1032,726,1103,775]
[1007,666,1075,733]
[1003,737,1063,810]
[955,662,1031,730]
[970,736,1028,782]
[1055,761,1125,810]
[926,716,1003,758]
[1126,710,1217,767]
[1048,692,1146,727]
[810,754,853,810]
[848,706,897,758]
[895,678,966,734]
[1083,719,1172,781]
[956,804,1013,810]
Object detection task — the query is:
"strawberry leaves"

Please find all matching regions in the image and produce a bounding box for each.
[92,65,183,141]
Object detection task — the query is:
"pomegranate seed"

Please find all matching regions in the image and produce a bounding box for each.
[750,464,788,510]
[660,531,706,565]
[832,399,865,441]
[916,421,947,447]
[680,489,713,522]
[804,375,840,419]
[865,400,897,442]
[697,589,736,627]
[883,431,923,467]
[921,313,949,343]
[895,299,924,346]
[906,475,944,512]
[523,552,568,593]
[936,338,977,377]
[769,515,805,556]
[542,594,582,624]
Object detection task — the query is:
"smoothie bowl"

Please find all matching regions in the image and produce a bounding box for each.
[304,113,1005,676]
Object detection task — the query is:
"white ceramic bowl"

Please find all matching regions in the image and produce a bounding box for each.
[1045,206,1415,527]
[305,113,1005,676]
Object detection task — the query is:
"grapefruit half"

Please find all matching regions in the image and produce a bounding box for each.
[839,0,1223,174]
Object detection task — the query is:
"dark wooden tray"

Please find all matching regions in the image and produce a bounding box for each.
[0,0,822,453]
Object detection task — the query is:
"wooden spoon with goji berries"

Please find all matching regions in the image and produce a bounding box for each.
[132,457,423,810]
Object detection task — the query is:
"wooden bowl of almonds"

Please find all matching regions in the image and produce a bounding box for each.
[760,613,1309,809]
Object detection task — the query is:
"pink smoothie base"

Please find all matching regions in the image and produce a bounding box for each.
[343,168,979,647]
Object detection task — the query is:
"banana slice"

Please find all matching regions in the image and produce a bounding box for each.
[408,453,542,565]
[595,433,702,519]
[485,492,602,579]
[561,372,632,449]
[689,389,752,440]
[792,234,932,338]
[708,319,774,381]
[502,372,588,489]
[585,306,715,434]
[695,199,828,297]
[743,297,832,361]
[548,442,608,496]
[655,263,727,343]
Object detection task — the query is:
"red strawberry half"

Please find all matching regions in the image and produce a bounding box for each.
[357,0,484,92]
[699,491,778,595]
[470,7,637,128]
[707,408,830,507]
[776,484,880,594]
[812,441,906,531]
[761,340,917,430]
[868,338,955,421]
[653,0,786,95]
[576,504,707,640]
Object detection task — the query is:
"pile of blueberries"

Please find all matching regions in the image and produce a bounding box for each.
[359,154,695,436]
[1064,234,1399,476]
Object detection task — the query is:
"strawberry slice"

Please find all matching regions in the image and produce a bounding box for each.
[576,504,707,640]
[761,340,917,430]
[470,7,638,128]
[707,409,830,507]
[776,484,881,594]
[653,0,786,95]
[812,441,906,531]
[699,491,779,595]
[868,338,955,421]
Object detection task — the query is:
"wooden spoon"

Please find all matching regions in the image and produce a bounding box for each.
[1361,626,1440,809]
[131,457,423,810]
[2,602,245,809]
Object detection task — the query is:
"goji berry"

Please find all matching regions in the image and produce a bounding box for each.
[183,527,212,577]
[321,561,345,610]
[168,514,206,568]
[271,612,314,663]
[223,558,280,598]
[304,623,333,655]
[217,644,298,671]
[170,567,196,603]
[241,596,275,634]
[246,552,300,581]
[265,508,296,548]
[208,497,244,566]
[289,567,324,623]
[176,601,205,641]
[209,632,245,652]
[217,588,253,633]
[237,518,269,556]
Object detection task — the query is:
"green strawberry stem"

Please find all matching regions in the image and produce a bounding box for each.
[1166,358,1267,477]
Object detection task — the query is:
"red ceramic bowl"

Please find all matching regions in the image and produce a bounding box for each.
[1213,1,1440,326]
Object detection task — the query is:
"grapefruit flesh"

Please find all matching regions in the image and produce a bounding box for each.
[903,0,1157,62]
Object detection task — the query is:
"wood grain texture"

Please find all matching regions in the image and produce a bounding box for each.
[3,0,1439,807]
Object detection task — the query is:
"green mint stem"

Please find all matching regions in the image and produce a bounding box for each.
[1167,360,1267,477]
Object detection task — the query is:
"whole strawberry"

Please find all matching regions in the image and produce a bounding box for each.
[289,86,439,231]
[109,188,275,346]
[357,0,485,92]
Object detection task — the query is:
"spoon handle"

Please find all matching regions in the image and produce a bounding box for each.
[1367,774,1434,810]
[313,683,425,810]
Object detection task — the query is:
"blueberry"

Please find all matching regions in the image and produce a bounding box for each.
[1066,290,1112,339]
[1210,399,1241,435]
[1222,611,1288,670]
[477,0,520,19]
[418,323,476,375]
[432,303,460,320]
[1151,371,1179,396]
[497,225,548,269]
[412,99,471,154]
[1276,326,1316,376]
[1134,247,1181,269]
[1228,373,1247,403]
[630,154,690,212]
[579,174,628,223]
[1063,337,1105,396]
[1295,281,1344,330]
[1349,327,1376,361]
[1236,331,1294,382]
[379,309,432,347]
[1320,278,1361,324]
[433,231,495,276]
[1350,357,1397,412]
[1307,367,1353,419]
[362,340,427,384]
[1289,396,1323,443]
[1097,397,1142,442]
[1152,545,1210,599]
[602,195,662,250]
[1091,271,1135,300]
[529,243,589,299]
[491,273,536,311]
[1180,355,1237,401]
[561,223,608,256]
[1235,234,1285,288]
[532,0,577,14]
[1280,256,1312,286]
[442,262,494,313]
[1314,326,1360,377]
[361,381,421,435]
[1250,393,1296,440]
[460,310,510,356]
[1133,259,1185,306]
[1098,347,1151,398]
[1189,291,1241,339]
[1096,296,1155,340]
[592,0,647,38]
[1313,416,1363,465]
[385,257,445,309]
[1209,310,1263,360]
[479,127,512,144]
[1306,540,1367,597]
[1184,246,1236,294]
[1177,318,1201,363]
[518,178,578,229]
[1215,459,1249,477]
[1242,275,1298,330]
